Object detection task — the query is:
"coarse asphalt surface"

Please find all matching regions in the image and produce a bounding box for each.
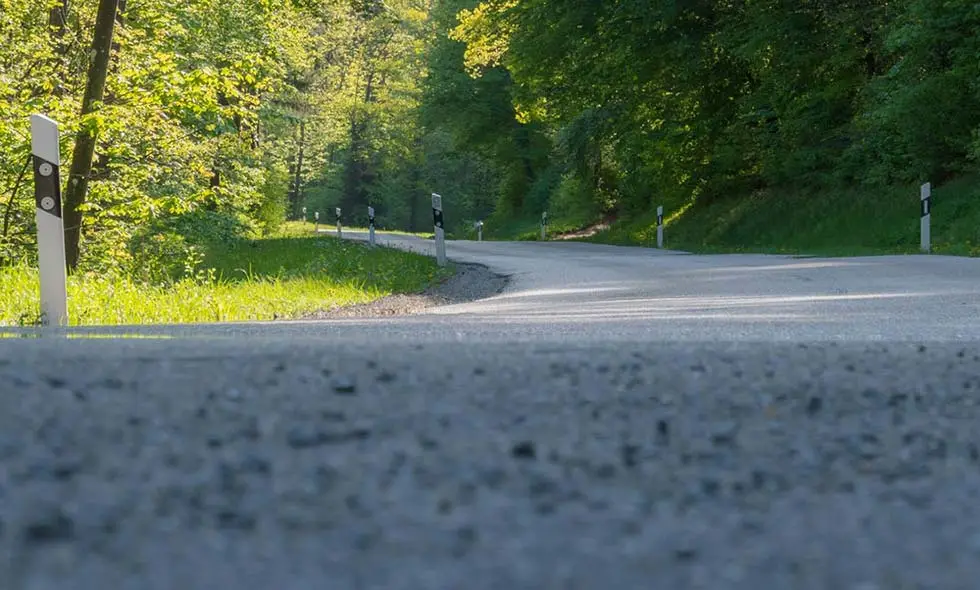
[3,233,980,589]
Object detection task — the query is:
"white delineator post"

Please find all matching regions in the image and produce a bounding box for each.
[921,182,931,253]
[314,211,319,233]
[541,211,548,241]
[432,193,447,267]
[657,206,665,249]
[368,206,376,247]
[336,207,342,238]
[477,220,483,242]
[31,115,69,327]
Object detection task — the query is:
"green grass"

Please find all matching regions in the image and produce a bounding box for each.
[583,175,980,257]
[0,232,452,327]
[281,221,434,239]
[478,175,980,258]
[482,215,589,242]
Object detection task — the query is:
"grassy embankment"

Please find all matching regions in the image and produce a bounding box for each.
[482,216,591,242]
[305,222,435,240]
[492,175,980,257]
[0,222,451,327]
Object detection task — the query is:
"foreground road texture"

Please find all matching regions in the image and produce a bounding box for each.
[4,234,980,589]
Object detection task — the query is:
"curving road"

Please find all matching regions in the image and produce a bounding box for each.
[3,234,980,589]
[340,232,980,342]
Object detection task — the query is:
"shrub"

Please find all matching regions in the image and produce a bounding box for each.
[126,231,204,286]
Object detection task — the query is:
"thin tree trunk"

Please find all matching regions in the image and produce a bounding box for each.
[47,0,69,96]
[90,0,126,184]
[408,189,420,233]
[292,121,306,215]
[409,134,423,231]
[48,1,67,45]
[63,0,120,272]
[2,154,31,240]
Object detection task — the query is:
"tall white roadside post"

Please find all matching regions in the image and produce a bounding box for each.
[657,206,665,249]
[921,182,931,253]
[302,206,307,229]
[477,220,483,242]
[368,206,376,247]
[336,207,342,238]
[541,211,548,241]
[432,193,447,267]
[314,211,319,233]
[31,115,68,327]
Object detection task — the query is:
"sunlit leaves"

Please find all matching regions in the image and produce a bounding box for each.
[0,0,328,267]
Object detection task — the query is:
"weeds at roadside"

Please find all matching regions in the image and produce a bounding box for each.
[0,233,450,327]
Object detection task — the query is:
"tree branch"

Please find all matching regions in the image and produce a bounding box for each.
[2,152,32,239]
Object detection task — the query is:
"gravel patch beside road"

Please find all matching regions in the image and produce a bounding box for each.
[2,339,979,589]
[303,262,509,319]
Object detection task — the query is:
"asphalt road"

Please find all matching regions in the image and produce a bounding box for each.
[337,232,980,342]
[3,234,980,589]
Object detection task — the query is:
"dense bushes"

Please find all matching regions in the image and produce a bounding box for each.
[437,0,980,235]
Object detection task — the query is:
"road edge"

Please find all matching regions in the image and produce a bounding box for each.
[300,262,511,319]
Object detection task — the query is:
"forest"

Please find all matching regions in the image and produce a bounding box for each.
[4,0,980,276]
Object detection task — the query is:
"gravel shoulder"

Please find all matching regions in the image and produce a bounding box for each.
[302,262,509,319]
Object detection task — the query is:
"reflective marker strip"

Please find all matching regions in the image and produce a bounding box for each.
[34,156,62,217]
[432,193,446,266]
[32,115,62,218]
[432,194,444,228]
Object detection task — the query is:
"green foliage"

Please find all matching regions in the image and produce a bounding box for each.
[1,0,321,269]
[548,174,602,227]
[7,0,980,273]
[126,231,206,286]
[424,0,980,255]
[255,162,290,235]
[168,210,254,247]
[122,209,253,284]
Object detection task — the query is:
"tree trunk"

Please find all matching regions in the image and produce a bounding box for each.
[408,188,420,233]
[47,0,69,96]
[408,134,423,231]
[291,121,305,216]
[48,1,67,45]
[62,0,120,272]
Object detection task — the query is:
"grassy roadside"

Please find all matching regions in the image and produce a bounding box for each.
[594,175,980,257]
[491,175,980,258]
[480,215,595,242]
[282,221,435,239]
[0,231,452,327]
